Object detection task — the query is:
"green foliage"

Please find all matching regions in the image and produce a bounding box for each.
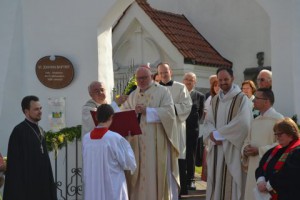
[45,125,81,152]
[123,75,137,95]
[195,166,202,175]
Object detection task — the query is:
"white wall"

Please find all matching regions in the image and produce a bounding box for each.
[256,0,300,117]
[0,0,27,155]
[0,0,134,197]
[0,0,127,154]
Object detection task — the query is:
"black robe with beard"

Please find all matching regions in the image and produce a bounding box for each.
[3,119,57,200]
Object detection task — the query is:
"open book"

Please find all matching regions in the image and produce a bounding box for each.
[90,110,142,137]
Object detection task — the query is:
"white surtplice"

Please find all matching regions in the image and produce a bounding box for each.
[241,107,283,200]
[165,81,192,159]
[82,129,136,200]
[204,84,252,200]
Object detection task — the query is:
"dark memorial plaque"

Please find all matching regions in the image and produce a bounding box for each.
[36,55,74,89]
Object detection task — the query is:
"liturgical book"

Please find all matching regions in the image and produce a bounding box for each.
[90,110,142,137]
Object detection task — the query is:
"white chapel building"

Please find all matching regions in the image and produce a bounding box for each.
[0,0,299,197]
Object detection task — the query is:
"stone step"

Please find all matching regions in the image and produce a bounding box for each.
[180,173,207,199]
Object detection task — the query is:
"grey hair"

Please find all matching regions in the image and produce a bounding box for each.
[88,81,105,93]
[259,69,272,79]
[184,72,197,81]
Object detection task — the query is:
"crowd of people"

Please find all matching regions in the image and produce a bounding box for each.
[1,65,299,200]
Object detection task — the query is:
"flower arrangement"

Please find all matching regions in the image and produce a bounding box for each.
[114,74,137,104]
[123,75,137,95]
[45,125,81,152]
[114,61,138,100]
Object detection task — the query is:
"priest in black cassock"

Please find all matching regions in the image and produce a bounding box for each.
[3,95,57,200]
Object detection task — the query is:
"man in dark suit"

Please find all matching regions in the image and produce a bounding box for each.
[183,72,205,191]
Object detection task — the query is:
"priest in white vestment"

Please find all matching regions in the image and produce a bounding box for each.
[157,63,192,196]
[81,81,122,137]
[82,104,136,200]
[241,88,283,200]
[122,66,180,200]
[204,68,252,200]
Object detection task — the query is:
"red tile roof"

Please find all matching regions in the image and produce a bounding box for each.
[115,0,232,68]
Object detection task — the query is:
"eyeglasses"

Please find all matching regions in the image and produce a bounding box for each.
[254,96,268,100]
[92,89,105,95]
[257,78,270,82]
[136,76,149,81]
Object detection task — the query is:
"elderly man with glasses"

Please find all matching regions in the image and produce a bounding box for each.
[256,69,272,89]
[122,66,180,200]
[81,81,126,138]
[241,88,283,200]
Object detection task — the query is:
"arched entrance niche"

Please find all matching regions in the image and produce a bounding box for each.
[97,0,134,103]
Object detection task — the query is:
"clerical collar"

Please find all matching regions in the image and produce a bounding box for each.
[219,84,234,98]
[159,80,173,86]
[25,118,39,126]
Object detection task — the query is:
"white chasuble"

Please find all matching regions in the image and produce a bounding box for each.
[122,83,179,200]
[165,81,192,159]
[204,84,252,200]
[242,107,283,200]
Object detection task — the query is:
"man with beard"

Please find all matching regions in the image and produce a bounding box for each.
[204,68,252,200]
[4,95,57,200]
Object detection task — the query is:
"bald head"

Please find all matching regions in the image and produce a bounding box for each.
[136,66,152,75]
[184,72,197,80]
[183,72,197,91]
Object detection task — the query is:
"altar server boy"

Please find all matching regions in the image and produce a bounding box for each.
[82,104,136,200]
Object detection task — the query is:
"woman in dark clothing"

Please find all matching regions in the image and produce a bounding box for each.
[256,117,300,200]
